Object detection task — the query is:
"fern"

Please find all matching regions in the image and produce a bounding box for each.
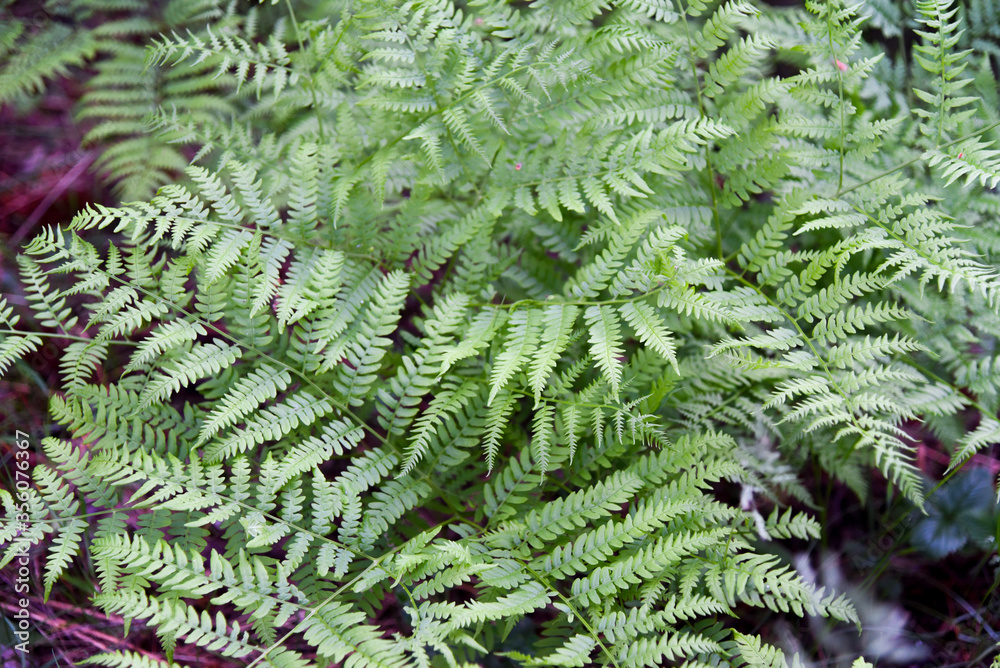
[4,0,1000,666]
[0,20,97,105]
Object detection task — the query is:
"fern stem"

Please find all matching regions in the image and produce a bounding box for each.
[826,12,847,192]
[932,1,947,146]
[468,282,672,311]
[397,579,422,626]
[680,4,724,259]
[249,511,472,667]
[283,0,326,141]
[248,539,406,667]
[518,561,623,668]
[0,329,137,345]
[283,0,305,53]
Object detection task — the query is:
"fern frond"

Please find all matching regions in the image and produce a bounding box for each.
[570,528,729,606]
[490,307,542,405]
[82,650,187,668]
[203,391,333,462]
[197,364,291,445]
[528,304,578,404]
[403,379,479,475]
[295,601,409,668]
[332,270,409,402]
[618,301,678,372]
[0,23,97,105]
[273,419,364,491]
[584,305,626,400]
[138,341,242,409]
[34,466,87,600]
[0,333,42,377]
[924,139,1000,188]
[94,590,256,658]
[148,26,294,99]
[734,632,788,668]
[4,1,994,664]
[912,0,976,145]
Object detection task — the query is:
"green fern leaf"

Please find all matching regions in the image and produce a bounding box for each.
[490,307,542,405]
[584,305,626,400]
[138,341,242,409]
[528,304,578,404]
[197,364,292,445]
